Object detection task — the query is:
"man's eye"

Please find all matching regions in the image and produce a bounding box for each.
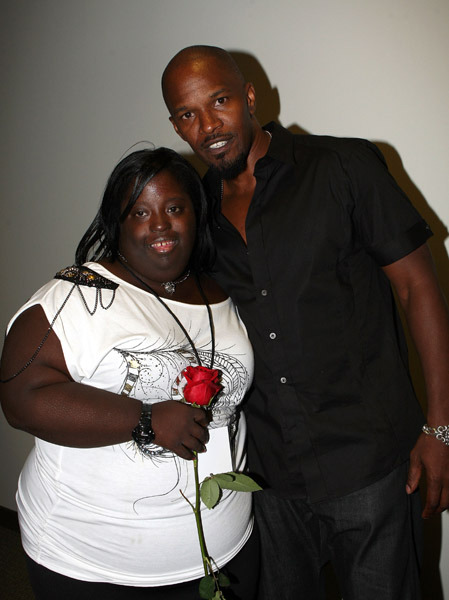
[215,97,227,106]
[181,111,193,120]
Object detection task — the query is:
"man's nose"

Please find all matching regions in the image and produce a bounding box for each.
[199,110,222,134]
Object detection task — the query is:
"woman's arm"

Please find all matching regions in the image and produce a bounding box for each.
[0,305,209,459]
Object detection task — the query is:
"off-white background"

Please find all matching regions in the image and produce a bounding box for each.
[1,1,448,597]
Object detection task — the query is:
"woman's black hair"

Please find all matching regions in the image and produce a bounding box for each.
[75,147,215,272]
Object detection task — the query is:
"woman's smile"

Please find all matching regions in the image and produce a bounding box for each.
[147,237,179,253]
[119,169,196,286]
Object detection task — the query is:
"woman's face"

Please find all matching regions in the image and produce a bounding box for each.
[119,169,196,285]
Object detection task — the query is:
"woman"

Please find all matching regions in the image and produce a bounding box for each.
[0,148,258,599]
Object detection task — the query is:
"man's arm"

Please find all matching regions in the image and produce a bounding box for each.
[382,243,449,518]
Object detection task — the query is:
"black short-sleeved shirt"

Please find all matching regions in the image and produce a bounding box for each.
[203,122,432,502]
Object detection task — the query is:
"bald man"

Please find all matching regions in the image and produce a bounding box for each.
[162,45,449,600]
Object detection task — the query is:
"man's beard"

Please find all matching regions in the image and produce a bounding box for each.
[208,151,248,180]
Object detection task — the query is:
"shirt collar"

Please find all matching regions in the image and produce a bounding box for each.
[262,121,295,163]
[203,121,294,210]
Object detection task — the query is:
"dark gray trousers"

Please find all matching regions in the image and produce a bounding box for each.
[255,462,422,600]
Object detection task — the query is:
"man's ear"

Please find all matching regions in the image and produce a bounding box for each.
[246,83,257,116]
[169,116,187,142]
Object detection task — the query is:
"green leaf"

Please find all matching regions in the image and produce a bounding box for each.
[199,574,216,599]
[218,473,262,492]
[212,473,235,485]
[200,478,221,509]
[217,571,231,587]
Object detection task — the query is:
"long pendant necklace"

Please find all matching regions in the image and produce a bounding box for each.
[118,259,215,368]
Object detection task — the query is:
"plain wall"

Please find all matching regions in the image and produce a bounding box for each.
[1,1,448,597]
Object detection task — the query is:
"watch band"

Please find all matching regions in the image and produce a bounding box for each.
[132,402,155,449]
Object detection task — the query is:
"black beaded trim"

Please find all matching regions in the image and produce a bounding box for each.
[55,266,118,290]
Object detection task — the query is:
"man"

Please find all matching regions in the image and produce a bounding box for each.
[162,45,449,599]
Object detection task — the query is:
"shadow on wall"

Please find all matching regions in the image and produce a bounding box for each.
[375,141,449,298]
[233,47,449,300]
[179,50,447,599]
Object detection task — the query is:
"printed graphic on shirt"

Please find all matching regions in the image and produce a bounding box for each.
[115,330,249,461]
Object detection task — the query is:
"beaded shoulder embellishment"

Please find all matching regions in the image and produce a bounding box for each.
[1,266,118,383]
[55,265,118,316]
[55,265,119,290]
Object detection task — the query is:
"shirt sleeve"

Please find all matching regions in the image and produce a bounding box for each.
[342,139,432,266]
[8,277,117,382]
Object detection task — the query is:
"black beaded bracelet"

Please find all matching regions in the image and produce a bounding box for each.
[132,402,155,451]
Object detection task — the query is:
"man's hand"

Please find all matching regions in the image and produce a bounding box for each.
[383,244,449,518]
[407,432,449,518]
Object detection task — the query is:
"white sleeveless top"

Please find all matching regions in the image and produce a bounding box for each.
[9,263,254,586]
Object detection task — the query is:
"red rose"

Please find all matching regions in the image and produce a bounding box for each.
[182,366,222,407]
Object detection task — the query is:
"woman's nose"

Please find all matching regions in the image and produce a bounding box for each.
[149,212,170,232]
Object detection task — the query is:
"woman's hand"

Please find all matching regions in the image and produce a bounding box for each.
[152,400,210,460]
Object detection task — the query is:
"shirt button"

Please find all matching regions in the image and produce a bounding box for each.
[261,289,268,296]
[269,332,277,340]
[280,377,287,384]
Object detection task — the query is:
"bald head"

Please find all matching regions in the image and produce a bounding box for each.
[162,45,245,109]
[161,45,262,178]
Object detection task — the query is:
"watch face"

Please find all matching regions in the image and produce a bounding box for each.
[133,403,155,444]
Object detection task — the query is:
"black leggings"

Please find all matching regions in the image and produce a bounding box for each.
[25,523,260,600]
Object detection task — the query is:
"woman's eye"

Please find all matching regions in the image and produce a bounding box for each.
[167,206,182,214]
